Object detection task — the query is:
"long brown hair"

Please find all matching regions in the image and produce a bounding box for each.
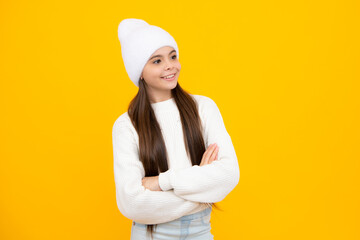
[127,78,221,239]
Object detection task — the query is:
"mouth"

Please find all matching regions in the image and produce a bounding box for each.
[161,72,177,81]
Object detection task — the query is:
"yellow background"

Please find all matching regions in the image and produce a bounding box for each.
[1,0,359,239]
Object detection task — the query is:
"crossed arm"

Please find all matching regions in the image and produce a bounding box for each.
[155,97,239,203]
[113,118,206,225]
[112,97,239,224]
[142,142,220,191]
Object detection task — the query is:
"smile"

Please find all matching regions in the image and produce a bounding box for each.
[161,73,176,80]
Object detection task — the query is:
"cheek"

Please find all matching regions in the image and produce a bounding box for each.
[145,67,162,79]
[155,69,164,78]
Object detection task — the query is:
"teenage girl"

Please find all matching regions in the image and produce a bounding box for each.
[113,18,240,240]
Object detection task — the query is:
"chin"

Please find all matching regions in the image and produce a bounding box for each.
[170,84,178,90]
[169,80,178,89]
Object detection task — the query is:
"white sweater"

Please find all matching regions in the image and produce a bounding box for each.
[112,94,240,225]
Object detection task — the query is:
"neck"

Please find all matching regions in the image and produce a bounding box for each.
[149,92,173,104]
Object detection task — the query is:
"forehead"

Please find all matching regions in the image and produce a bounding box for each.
[150,46,176,56]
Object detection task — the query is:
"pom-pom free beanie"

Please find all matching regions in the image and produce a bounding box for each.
[117,18,179,87]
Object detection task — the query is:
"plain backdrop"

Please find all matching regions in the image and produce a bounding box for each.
[1,0,359,239]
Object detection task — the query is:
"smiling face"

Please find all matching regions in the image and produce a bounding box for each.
[140,46,181,103]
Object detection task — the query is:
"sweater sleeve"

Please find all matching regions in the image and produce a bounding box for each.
[158,96,240,203]
[112,116,204,225]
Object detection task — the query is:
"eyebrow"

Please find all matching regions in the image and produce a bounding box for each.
[148,50,177,61]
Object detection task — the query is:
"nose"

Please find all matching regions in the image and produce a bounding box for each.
[164,59,174,70]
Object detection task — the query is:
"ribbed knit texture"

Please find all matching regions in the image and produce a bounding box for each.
[112,94,240,224]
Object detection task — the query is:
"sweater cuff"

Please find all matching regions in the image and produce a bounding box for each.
[159,169,173,191]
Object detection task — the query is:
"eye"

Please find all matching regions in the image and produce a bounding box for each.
[153,59,161,64]
[172,54,177,59]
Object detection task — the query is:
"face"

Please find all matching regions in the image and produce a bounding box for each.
[140,46,181,102]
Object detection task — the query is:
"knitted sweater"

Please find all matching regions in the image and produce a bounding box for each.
[112,94,240,225]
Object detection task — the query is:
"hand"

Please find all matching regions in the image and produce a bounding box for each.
[200,143,219,167]
[142,176,162,191]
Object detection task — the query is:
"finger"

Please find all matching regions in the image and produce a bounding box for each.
[200,156,208,166]
[211,152,218,163]
[201,144,215,165]
[210,145,218,158]
[204,143,216,158]
[206,144,218,158]
[210,153,218,163]
[201,143,218,166]
[209,146,219,162]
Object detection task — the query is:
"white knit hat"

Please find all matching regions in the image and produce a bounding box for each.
[117,18,180,87]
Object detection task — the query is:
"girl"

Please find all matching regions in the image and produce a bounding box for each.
[113,18,240,240]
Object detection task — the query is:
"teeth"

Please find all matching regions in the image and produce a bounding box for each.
[163,74,175,79]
